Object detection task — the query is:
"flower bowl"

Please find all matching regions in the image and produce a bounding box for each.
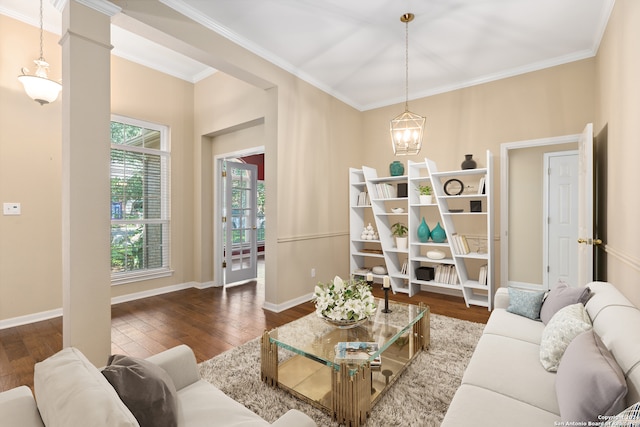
[321,315,369,329]
[313,276,377,328]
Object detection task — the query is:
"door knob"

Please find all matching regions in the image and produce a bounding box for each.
[577,238,588,244]
[593,238,603,246]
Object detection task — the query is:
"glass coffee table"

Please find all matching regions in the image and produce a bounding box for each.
[261,299,429,426]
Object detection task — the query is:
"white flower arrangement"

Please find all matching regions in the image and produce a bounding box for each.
[313,276,377,321]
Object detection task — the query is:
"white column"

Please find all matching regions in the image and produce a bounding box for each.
[60,0,120,366]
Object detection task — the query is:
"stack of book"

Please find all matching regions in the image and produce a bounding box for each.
[478,264,489,285]
[435,265,458,285]
[335,342,381,368]
[356,191,370,206]
[371,183,397,199]
[450,233,470,255]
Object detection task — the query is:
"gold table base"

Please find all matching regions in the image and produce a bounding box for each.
[261,304,430,427]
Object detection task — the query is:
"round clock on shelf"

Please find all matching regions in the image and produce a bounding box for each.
[444,178,464,196]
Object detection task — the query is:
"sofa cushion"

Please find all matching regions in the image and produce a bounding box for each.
[482,308,546,345]
[0,386,45,427]
[441,383,560,427]
[102,354,178,427]
[34,347,139,427]
[176,380,270,426]
[602,402,640,426]
[460,334,560,415]
[556,329,627,422]
[539,303,592,372]
[540,281,592,324]
[506,288,545,320]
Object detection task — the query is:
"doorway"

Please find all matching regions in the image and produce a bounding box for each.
[215,150,266,288]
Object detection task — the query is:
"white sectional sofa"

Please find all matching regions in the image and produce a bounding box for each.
[442,281,640,426]
[0,344,316,427]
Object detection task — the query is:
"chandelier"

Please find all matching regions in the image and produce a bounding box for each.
[18,0,62,106]
[390,13,425,156]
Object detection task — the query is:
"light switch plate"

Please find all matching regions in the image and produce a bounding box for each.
[3,203,21,215]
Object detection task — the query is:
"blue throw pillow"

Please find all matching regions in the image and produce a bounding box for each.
[506,287,546,320]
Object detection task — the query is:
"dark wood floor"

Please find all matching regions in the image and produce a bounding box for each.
[0,282,489,393]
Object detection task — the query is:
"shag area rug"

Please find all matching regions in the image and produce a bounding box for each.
[198,313,484,426]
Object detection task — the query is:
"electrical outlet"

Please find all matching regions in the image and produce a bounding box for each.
[311,268,316,278]
[3,203,21,215]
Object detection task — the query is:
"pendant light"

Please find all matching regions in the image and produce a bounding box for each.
[390,13,425,156]
[18,0,62,106]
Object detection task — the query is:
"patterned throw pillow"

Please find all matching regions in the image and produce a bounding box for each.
[506,287,545,320]
[539,303,592,371]
[603,402,640,426]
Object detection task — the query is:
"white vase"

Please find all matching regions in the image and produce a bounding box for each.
[396,237,408,250]
[419,194,433,204]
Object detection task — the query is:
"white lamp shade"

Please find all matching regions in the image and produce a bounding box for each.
[18,75,62,105]
[390,110,426,155]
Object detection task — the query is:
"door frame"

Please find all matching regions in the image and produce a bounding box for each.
[213,146,265,287]
[500,134,580,290]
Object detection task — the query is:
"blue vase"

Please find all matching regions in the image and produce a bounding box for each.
[389,161,405,176]
[430,222,446,243]
[417,217,430,243]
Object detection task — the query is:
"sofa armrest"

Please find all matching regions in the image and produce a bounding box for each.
[494,287,510,310]
[146,345,201,391]
[0,386,45,427]
[271,409,317,427]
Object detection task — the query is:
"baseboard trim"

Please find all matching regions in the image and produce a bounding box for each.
[111,282,196,305]
[263,292,314,313]
[0,308,63,330]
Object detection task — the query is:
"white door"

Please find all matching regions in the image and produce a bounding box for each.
[545,152,579,290]
[224,161,258,284]
[577,123,594,286]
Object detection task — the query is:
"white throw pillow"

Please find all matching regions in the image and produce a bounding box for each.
[539,303,592,372]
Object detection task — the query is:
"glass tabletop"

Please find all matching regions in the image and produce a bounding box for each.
[268,298,427,373]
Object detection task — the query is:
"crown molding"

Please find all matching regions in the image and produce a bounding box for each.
[52,0,121,17]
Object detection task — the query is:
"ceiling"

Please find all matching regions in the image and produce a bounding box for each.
[2,0,615,111]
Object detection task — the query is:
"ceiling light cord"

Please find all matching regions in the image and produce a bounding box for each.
[404,16,409,112]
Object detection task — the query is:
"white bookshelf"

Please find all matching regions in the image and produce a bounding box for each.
[349,151,495,309]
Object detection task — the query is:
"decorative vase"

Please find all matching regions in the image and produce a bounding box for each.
[430,222,446,243]
[417,217,430,243]
[389,161,405,176]
[461,154,477,170]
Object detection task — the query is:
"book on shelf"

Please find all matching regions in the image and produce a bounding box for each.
[401,260,408,275]
[477,176,486,195]
[356,191,370,206]
[434,264,458,285]
[478,264,488,285]
[371,183,397,199]
[451,234,470,255]
[335,342,381,367]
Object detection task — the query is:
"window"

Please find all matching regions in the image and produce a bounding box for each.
[110,115,170,284]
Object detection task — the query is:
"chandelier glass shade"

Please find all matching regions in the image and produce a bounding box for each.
[390,13,425,156]
[18,0,61,105]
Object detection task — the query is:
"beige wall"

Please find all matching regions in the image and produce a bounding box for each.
[595,0,640,306]
[0,16,63,320]
[362,59,596,287]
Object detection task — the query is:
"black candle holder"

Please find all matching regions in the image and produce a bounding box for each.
[382,286,392,313]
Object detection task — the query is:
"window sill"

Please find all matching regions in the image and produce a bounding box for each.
[111,268,174,286]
